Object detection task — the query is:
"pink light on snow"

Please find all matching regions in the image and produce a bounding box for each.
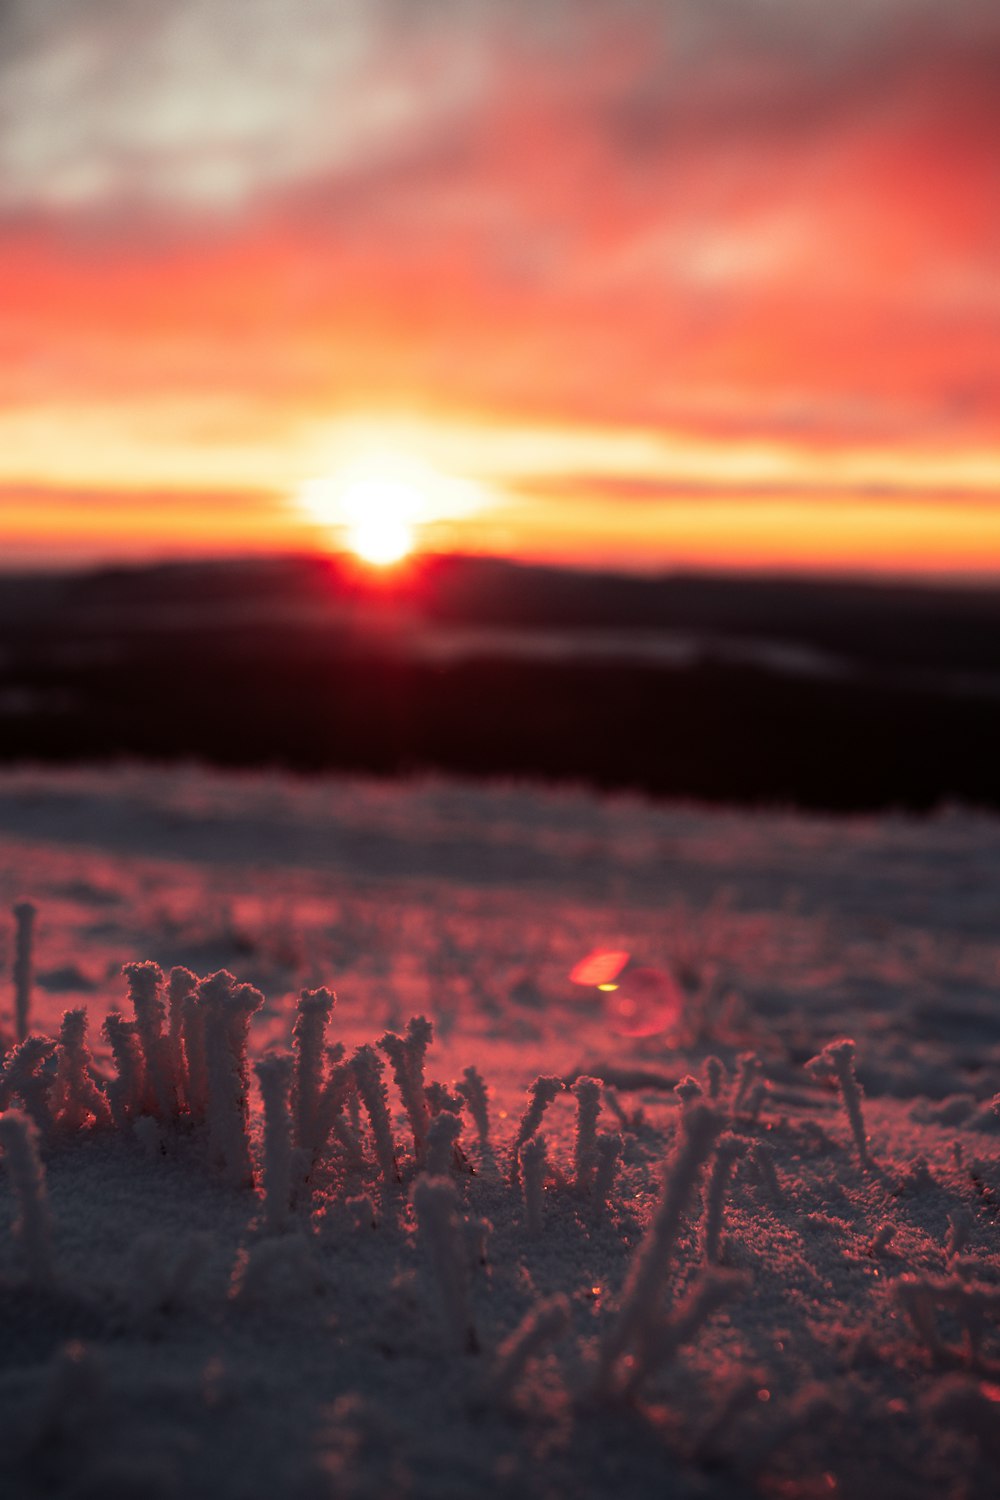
[603,967,683,1038]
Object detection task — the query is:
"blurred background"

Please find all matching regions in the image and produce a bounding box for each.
[2,0,999,809]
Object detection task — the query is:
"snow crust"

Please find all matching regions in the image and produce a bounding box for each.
[1,765,999,1500]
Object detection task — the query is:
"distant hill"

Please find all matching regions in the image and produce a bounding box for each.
[2,554,999,811]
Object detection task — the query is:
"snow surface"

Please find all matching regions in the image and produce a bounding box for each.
[1,765,999,1500]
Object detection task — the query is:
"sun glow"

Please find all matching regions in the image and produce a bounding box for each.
[341,477,421,566]
[297,449,487,567]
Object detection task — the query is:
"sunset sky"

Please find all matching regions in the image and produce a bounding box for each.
[2,0,998,576]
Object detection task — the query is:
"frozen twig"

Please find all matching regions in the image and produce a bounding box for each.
[379,1016,433,1160]
[53,1009,111,1130]
[520,1132,548,1236]
[489,1294,571,1403]
[733,1052,762,1118]
[292,987,336,1158]
[623,1269,748,1398]
[12,901,36,1043]
[806,1038,873,1167]
[411,1175,478,1354]
[703,1056,726,1101]
[313,1058,355,1160]
[598,1103,722,1393]
[351,1044,400,1185]
[167,966,198,1110]
[747,1141,783,1205]
[199,970,264,1186]
[0,1035,57,1136]
[425,1110,463,1177]
[592,1131,623,1217]
[182,986,208,1121]
[456,1065,490,1146]
[703,1135,745,1263]
[255,1054,294,1233]
[123,961,175,1120]
[509,1075,563,1185]
[102,1012,144,1128]
[0,1108,54,1286]
[572,1076,602,1193]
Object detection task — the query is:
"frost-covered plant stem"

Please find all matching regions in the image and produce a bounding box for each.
[0,1035,58,1137]
[123,961,174,1119]
[592,1131,623,1217]
[199,971,264,1187]
[182,988,208,1121]
[54,1009,111,1130]
[102,1013,143,1128]
[807,1038,873,1167]
[292,987,335,1158]
[351,1044,399,1185]
[703,1135,745,1263]
[167,967,197,1110]
[489,1294,570,1402]
[572,1076,601,1193]
[598,1103,722,1392]
[0,1108,54,1285]
[520,1132,548,1236]
[456,1065,490,1146]
[623,1269,747,1398]
[13,901,36,1043]
[733,1052,762,1117]
[509,1075,563,1185]
[411,1175,478,1353]
[425,1110,462,1177]
[255,1054,294,1234]
[379,1016,433,1159]
[748,1140,783,1205]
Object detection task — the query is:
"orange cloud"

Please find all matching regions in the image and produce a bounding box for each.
[1,1,997,571]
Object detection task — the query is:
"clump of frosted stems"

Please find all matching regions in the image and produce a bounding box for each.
[123,961,174,1119]
[702,1135,745,1263]
[411,1175,478,1353]
[292,987,336,1158]
[598,1102,722,1391]
[0,1108,54,1286]
[351,1044,399,1185]
[806,1037,873,1166]
[572,1076,601,1193]
[509,1075,563,1184]
[520,1132,548,1236]
[456,1065,490,1146]
[13,901,36,1043]
[255,1054,294,1233]
[379,1016,433,1159]
[490,1294,570,1402]
[53,1009,111,1129]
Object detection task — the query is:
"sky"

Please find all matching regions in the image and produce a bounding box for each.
[1,0,998,576]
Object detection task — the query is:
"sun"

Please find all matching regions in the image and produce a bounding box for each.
[297,446,489,567]
[340,477,420,566]
[297,464,426,568]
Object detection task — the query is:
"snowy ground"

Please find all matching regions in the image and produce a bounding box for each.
[1,765,999,1500]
